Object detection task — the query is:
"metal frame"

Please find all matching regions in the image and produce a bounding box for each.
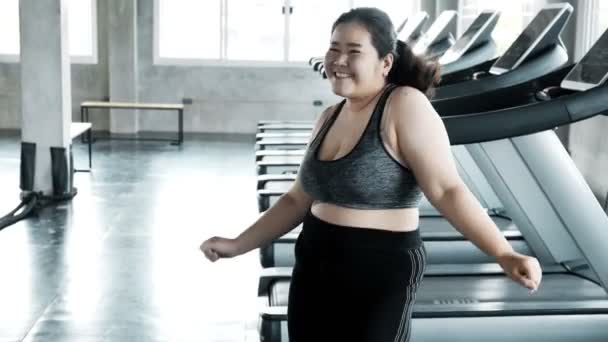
[80,102,184,146]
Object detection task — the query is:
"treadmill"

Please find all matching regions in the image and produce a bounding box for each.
[435,3,572,96]
[412,10,458,59]
[274,10,500,126]
[398,11,430,45]
[253,4,575,266]
[257,27,608,342]
[256,3,573,143]
[439,10,501,75]
[254,3,573,266]
[255,3,575,206]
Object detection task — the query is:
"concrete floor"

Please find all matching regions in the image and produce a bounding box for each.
[0,132,262,342]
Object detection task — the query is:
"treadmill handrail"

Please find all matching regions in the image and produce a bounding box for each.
[256,140,308,145]
[443,85,608,145]
[258,189,287,196]
[255,149,306,161]
[256,160,301,167]
[257,174,297,189]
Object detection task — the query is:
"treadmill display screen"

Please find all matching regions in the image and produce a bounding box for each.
[449,12,493,55]
[492,8,561,70]
[398,13,427,41]
[563,30,608,85]
[424,11,455,44]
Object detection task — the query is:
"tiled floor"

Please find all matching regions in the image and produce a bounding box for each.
[0,132,263,342]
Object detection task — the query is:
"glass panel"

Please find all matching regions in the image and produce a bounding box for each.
[0,0,97,58]
[288,0,350,62]
[158,0,221,59]
[227,0,284,61]
[352,0,418,30]
[67,0,95,57]
[0,0,20,55]
[598,0,608,38]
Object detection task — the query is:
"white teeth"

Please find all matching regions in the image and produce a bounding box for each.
[335,72,351,78]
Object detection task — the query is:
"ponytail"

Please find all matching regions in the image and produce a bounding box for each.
[387,40,441,99]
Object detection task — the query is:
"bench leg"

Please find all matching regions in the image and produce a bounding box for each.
[88,128,92,169]
[80,107,86,144]
[172,108,184,145]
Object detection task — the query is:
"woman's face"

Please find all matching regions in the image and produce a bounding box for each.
[324,22,392,98]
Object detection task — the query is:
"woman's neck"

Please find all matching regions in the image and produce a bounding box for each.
[345,83,387,113]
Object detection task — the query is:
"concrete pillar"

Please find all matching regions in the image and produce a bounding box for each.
[108,0,138,134]
[19,0,73,196]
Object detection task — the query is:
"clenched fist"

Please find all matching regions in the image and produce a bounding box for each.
[497,251,542,292]
[200,237,240,262]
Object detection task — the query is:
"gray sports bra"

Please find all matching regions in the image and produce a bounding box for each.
[299,84,424,209]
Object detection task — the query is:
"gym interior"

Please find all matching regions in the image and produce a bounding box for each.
[1,0,607,341]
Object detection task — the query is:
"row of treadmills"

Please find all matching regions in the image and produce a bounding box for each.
[309,7,500,80]
[251,3,608,341]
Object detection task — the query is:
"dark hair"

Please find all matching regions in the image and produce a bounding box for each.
[331,7,441,98]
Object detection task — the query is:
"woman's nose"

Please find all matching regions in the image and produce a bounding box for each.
[333,53,348,66]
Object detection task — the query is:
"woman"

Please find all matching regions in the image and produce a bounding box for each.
[201,7,542,342]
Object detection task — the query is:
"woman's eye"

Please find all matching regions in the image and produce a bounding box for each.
[349,50,361,54]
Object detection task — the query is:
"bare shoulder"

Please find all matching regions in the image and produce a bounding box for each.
[387,86,436,120]
[387,86,442,127]
[310,102,340,139]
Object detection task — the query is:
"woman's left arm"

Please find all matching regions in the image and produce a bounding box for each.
[390,87,542,292]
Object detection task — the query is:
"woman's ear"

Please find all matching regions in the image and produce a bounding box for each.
[383,53,394,77]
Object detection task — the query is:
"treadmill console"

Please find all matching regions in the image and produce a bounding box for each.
[412,11,458,55]
[398,12,429,44]
[490,4,572,75]
[439,10,499,65]
[561,29,608,91]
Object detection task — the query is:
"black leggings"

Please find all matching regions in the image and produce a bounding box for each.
[288,211,427,342]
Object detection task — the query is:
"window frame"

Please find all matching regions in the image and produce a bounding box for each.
[153,0,420,67]
[0,0,99,65]
[153,0,307,68]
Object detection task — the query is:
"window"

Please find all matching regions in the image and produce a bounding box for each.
[352,0,419,35]
[158,0,221,60]
[155,0,420,65]
[227,0,285,61]
[288,0,351,61]
[598,0,608,37]
[0,1,20,58]
[0,0,98,63]
[458,0,546,55]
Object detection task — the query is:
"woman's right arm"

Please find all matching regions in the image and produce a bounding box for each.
[232,180,313,256]
[200,105,335,262]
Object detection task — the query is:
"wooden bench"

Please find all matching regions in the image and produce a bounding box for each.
[70,122,92,172]
[80,101,185,145]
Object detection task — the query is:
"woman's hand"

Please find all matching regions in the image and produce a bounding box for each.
[200,237,241,262]
[496,251,542,292]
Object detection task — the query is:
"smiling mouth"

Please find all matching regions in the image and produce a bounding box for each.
[334,72,353,79]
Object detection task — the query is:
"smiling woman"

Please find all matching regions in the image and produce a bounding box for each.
[323,8,441,100]
[201,6,543,342]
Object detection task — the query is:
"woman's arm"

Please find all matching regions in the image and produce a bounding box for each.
[201,105,334,260]
[234,180,312,255]
[389,87,542,290]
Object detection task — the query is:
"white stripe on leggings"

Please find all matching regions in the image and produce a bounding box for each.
[394,248,417,342]
[394,247,425,342]
[404,247,425,342]
[402,248,421,342]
